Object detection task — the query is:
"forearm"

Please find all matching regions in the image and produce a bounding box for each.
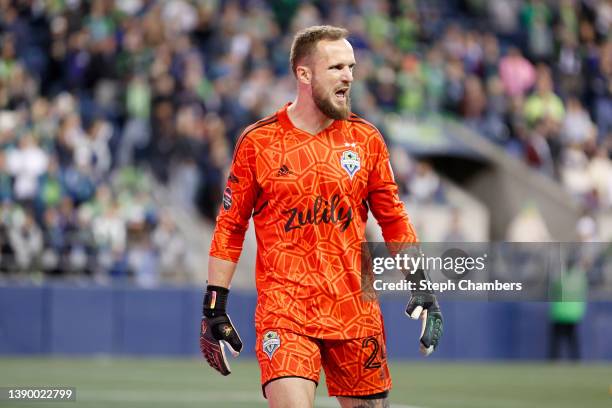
[207,256,238,288]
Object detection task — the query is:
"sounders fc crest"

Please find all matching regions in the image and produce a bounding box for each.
[340,150,360,179]
[262,331,281,360]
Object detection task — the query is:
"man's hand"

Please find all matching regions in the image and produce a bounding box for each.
[406,291,443,357]
[200,285,243,375]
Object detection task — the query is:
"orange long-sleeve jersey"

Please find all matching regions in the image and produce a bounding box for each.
[210,104,417,339]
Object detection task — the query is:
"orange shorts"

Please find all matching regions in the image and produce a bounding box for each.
[256,328,391,398]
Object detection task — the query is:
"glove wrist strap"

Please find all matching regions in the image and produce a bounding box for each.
[203,285,229,318]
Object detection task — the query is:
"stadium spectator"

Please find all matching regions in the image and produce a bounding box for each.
[422,46,445,112]
[128,237,159,288]
[61,162,96,206]
[521,0,554,62]
[152,211,187,282]
[556,35,583,99]
[8,209,43,273]
[487,0,522,36]
[35,158,64,218]
[410,161,444,203]
[549,223,590,362]
[40,207,66,276]
[0,151,13,203]
[549,260,587,361]
[6,134,49,205]
[481,75,510,143]
[442,57,465,114]
[506,203,551,242]
[499,47,536,98]
[67,209,96,276]
[561,146,596,206]
[592,40,612,142]
[561,97,597,146]
[524,118,556,177]
[75,118,113,181]
[523,68,565,125]
[588,147,612,209]
[444,208,467,242]
[92,203,126,255]
[462,75,488,120]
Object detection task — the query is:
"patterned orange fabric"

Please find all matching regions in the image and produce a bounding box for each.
[210,103,417,339]
[256,328,391,397]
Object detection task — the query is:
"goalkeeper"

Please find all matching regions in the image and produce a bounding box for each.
[200,25,443,408]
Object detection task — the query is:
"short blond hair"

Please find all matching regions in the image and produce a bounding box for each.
[289,25,349,76]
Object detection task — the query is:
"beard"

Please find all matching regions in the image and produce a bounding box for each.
[311,77,351,120]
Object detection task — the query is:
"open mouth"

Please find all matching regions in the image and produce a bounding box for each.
[334,87,349,101]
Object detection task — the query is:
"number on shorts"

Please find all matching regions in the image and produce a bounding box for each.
[362,336,382,369]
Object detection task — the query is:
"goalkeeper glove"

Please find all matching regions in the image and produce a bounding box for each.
[200,285,243,375]
[405,272,443,356]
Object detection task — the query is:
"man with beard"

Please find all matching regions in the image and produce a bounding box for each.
[199,25,443,408]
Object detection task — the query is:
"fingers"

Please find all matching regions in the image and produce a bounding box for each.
[200,316,242,375]
[405,293,432,319]
[419,343,434,357]
[419,311,443,357]
[218,341,232,374]
[405,295,424,319]
[419,309,428,338]
[200,334,231,375]
[418,309,435,356]
[221,339,240,358]
[408,305,423,320]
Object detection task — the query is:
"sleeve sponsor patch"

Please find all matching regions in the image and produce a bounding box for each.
[223,187,233,210]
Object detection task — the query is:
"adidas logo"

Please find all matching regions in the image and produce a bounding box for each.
[277,165,293,176]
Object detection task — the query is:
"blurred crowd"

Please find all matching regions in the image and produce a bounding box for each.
[449,0,612,211]
[0,0,611,280]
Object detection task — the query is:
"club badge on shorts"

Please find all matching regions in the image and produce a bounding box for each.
[262,331,281,360]
[340,149,360,179]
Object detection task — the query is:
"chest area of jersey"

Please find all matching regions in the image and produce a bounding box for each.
[256,133,368,199]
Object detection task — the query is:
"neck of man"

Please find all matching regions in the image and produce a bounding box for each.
[286,92,334,135]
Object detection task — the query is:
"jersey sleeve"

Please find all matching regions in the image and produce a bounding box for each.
[367,132,418,244]
[209,135,259,263]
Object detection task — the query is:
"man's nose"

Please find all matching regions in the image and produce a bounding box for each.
[341,67,353,83]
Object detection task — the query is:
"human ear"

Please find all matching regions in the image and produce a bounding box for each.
[296,65,311,85]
